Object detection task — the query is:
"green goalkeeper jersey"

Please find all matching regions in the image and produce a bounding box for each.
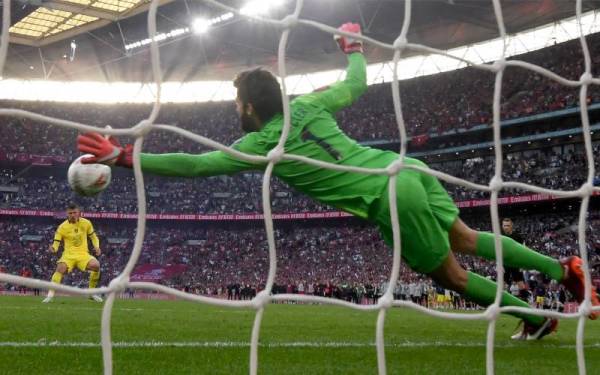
[140,53,401,220]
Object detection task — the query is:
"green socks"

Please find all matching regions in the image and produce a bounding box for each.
[463,232,565,326]
[464,272,544,326]
[476,232,564,281]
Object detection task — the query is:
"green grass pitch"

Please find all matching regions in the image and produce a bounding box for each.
[0,296,598,374]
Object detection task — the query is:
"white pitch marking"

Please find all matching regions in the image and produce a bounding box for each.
[0,341,598,349]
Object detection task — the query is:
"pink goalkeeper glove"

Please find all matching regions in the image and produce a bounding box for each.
[77,132,133,168]
[334,22,363,54]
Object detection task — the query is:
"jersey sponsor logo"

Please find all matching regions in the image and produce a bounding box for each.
[69,227,83,247]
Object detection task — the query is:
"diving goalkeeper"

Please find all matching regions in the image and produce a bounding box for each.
[77,23,599,340]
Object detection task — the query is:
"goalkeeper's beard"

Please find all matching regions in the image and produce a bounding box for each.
[240,112,261,133]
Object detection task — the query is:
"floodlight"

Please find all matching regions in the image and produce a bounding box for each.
[192,18,211,34]
[240,0,283,16]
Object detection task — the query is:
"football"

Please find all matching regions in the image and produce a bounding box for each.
[67,154,111,197]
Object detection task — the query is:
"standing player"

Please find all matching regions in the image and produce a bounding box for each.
[501,218,530,303]
[77,22,599,339]
[43,203,103,303]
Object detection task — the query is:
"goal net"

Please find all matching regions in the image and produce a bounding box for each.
[0,0,598,374]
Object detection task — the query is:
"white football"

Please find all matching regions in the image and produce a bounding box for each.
[68,155,111,197]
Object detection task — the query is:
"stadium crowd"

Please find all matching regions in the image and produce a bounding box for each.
[1,212,599,309]
[0,32,599,161]
[1,142,599,213]
[440,143,598,199]
[2,32,600,310]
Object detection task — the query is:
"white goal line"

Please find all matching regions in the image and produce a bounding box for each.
[1,340,598,349]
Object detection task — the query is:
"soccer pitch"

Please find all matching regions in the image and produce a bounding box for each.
[0,296,598,374]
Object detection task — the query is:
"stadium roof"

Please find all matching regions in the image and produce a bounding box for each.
[8,0,174,46]
[2,0,600,82]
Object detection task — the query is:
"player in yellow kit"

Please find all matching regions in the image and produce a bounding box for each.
[43,203,103,303]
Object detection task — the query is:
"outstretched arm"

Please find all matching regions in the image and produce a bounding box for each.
[307,53,367,113]
[302,23,367,113]
[77,133,261,178]
[140,150,256,177]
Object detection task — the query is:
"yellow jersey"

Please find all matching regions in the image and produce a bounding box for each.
[52,217,99,256]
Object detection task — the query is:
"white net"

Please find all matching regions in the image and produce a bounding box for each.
[0,0,599,374]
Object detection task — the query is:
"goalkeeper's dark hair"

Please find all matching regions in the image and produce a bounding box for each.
[234,68,283,123]
[67,202,80,210]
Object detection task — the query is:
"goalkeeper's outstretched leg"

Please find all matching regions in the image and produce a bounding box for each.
[427,250,559,340]
[448,218,600,321]
[372,163,598,340]
[433,217,599,339]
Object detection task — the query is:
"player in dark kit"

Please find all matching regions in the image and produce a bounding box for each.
[501,218,530,302]
[77,22,599,340]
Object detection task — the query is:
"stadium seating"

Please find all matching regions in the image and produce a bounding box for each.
[1,33,600,307]
[0,33,599,159]
[1,213,598,305]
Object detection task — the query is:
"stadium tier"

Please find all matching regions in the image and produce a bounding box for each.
[2,1,600,374]
[0,32,599,159]
[1,213,599,299]
[1,120,600,213]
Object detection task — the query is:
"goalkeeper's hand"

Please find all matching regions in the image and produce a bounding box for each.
[334,22,363,54]
[77,132,133,168]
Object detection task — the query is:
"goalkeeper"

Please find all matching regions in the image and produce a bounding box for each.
[78,23,598,340]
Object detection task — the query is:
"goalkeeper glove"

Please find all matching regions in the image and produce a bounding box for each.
[77,132,133,168]
[334,22,363,54]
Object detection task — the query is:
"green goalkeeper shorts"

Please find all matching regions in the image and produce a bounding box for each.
[370,157,459,274]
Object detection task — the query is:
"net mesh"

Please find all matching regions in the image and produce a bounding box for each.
[0,0,599,374]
